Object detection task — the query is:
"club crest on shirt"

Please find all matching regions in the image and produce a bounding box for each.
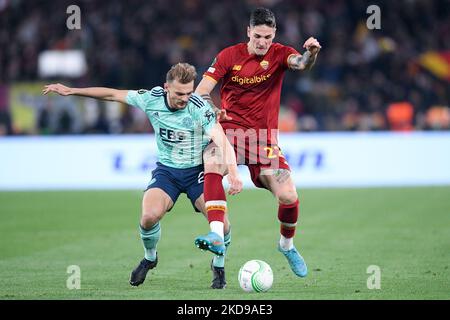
[182,117,193,128]
[260,60,269,70]
[232,65,242,71]
[204,110,215,123]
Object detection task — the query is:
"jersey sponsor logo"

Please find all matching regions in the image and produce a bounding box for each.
[260,60,269,70]
[159,128,188,143]
[231,74,271,85]
[232,65,242,71]
[207,67,216,73]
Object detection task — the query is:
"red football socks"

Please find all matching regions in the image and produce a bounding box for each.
[204,173,227,223]
[278,199,299,238]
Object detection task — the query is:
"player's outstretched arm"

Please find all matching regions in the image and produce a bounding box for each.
[208,123,242,195]
[288,37,322,71]
[43,83,129,104]
[195,77,232,121]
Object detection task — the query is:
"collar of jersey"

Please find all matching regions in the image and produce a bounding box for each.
[164,93,182,113]
[244,42,272,59]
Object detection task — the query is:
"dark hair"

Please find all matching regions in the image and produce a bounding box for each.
[166,63,197,84]
[249,7,276,28]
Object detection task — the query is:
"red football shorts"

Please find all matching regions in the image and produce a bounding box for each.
[226,133,291,189]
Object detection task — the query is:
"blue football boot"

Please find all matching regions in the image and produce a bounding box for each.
[278,244,308,277]
[194,232,225,255]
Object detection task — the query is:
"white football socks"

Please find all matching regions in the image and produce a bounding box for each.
[279,235,294,251]
[210,221,224,240]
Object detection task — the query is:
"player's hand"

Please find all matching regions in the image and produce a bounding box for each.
[303,37,321,55]
[217,109,232,121]
[226,172,243,195]
[42,83,73,96]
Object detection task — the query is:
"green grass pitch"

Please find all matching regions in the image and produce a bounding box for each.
[0,187,449,299]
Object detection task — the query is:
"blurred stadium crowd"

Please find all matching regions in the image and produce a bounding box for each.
[0,0,449,135]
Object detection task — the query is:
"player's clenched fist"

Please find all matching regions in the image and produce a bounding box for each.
[303,37,321,55]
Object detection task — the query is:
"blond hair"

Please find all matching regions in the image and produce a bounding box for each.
[166,63,197,84]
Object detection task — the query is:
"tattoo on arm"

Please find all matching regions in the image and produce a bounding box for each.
[290,51,317,71]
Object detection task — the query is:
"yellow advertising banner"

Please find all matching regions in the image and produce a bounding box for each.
[10,82,46,134]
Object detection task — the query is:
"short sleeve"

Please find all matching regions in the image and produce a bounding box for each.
[203,48,231,82]
[201,104,217,135]
[126,89,153,112]
[282,45,300,69]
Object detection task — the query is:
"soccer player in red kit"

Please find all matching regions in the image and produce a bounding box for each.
[194,7,321,278]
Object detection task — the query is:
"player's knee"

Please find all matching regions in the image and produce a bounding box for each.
[276,188,298,205]
[203,147,227,174]
[204,161,226,175]
[141,208,163,228]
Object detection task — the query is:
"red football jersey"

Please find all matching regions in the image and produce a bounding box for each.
[204,42,299,144]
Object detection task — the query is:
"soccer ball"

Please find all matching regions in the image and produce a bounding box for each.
[238,260,273,292]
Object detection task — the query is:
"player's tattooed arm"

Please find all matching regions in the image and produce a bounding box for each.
[196,75,232,121]
[288,52,316,71]
[288,37,321,71]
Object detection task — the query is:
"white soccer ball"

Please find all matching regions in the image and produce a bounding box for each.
[238,260,273,292]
